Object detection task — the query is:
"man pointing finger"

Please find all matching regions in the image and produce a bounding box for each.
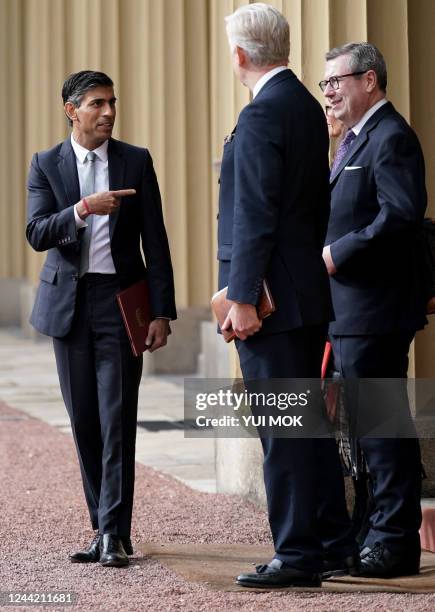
[26,70,176,567]
[76,189,137,218]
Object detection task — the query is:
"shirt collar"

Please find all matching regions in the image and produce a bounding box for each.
[70,134,109,163]
[352,98,388,135]
[253,66,288,99]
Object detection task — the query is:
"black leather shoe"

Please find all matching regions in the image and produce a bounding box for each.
[121,536,133,556]
[236,559,321,588]
[352,543,420,578]
[69,533,101,563]
[99,534,129,567]
[322,553,360,579]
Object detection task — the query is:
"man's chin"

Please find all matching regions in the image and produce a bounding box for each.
[331,107,343,121]
[91,134,112,148]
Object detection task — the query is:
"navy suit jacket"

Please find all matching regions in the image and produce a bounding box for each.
[27,137,176,338]
[326,102,427,334]
[217,69,333,335]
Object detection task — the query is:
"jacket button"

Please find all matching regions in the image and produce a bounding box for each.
[72,274,78,281]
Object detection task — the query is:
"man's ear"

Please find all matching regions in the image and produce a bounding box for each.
[365,69,377,93]
[64,101,77,123]
[235,45,247,67]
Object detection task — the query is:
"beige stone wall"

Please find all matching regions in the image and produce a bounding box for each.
[1,0,213,310]
[1,0,434,373]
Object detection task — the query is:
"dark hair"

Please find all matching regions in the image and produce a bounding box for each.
[325,42,387,93]
[62,70,114,126]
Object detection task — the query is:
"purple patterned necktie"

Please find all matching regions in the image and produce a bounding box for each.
[331,129,356,175]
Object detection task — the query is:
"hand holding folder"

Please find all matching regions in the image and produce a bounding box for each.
[211,280,275,342]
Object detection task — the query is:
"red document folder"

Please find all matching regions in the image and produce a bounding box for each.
[116,279,152,357]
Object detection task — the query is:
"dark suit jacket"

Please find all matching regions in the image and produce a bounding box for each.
[326,102,427,334]
[218,69,333,335]
[27,137,176,338]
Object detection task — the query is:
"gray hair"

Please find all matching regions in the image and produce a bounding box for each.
[325,42,387,92]
[225,3,289,67]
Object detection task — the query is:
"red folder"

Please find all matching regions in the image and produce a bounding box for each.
[116,280,152,357]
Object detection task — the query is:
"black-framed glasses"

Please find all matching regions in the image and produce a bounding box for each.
[319,71,367,92]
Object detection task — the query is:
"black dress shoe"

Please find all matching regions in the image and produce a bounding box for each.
[352,543,420,578]
[69,533,101,563]
[322,553,360,579]
[121,536,133,556]
[99,534,129,567]
[236,559,321,588]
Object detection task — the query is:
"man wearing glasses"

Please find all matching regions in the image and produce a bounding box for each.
[218,4,358,588]
[320,43,427,578]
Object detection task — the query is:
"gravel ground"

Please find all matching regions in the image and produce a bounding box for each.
[1,400,434,611]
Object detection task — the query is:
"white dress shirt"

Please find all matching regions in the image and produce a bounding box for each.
[72,135,116,274]
[352,98,388,135]
[253,65,288,99]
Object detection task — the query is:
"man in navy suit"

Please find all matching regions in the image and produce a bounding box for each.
[218,4,356,588]
[321,42,426,577]
[26,71,176,567]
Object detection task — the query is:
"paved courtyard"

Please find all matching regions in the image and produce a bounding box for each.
[0,329,215,493]
[1,329,435,611]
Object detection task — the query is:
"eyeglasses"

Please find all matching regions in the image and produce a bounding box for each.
[319,71,367,92]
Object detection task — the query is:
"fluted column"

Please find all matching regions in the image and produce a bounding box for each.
[0,0,25,278]
[0,0,434,380]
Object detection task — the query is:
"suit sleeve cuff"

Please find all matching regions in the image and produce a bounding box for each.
[329,237,353,270]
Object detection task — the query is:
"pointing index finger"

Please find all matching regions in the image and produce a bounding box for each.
[111,189,136,198]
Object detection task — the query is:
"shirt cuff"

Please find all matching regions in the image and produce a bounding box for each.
[74,203,88,228]
[155,316,171,320]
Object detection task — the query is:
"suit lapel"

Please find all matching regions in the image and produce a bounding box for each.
[57,139,80,207]
[108,139,125,239]
[330,131,369,184]
[330,101,394,185]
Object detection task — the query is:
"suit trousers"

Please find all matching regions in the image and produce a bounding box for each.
[53,273,143,535]
[330,333,422,554]
[236,325,355,572]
